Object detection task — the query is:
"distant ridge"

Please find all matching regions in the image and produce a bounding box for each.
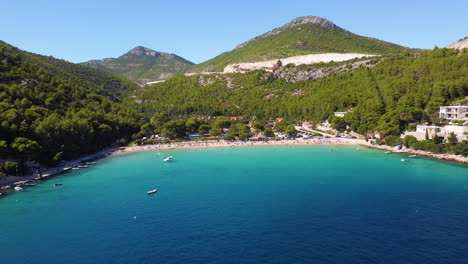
[81,46,194,84]
[191,16,411,72]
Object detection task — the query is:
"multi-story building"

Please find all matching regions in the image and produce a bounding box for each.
[439,106,468,121]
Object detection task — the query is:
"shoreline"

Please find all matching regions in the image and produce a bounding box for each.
[0,147,116,191]
[114,138,365,155]
[2,138,467,192]
[360,143,468,165]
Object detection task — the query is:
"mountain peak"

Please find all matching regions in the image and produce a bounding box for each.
[235,16,340,50]
[127,46,160,57]
[81,46,194,83]
[286,16,338,29]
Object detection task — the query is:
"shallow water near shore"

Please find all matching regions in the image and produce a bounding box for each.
[1,145,467,264]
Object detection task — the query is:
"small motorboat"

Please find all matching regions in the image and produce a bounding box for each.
[24,183,37,186]
[14,186,23,191]
[147,189,158,194]
[384,151,391,154]
[85,162,96,165]
[163,156,173,162]
[53,183,63,187]
[78,165,88,168]
[401,159,407,162]
[408,155,417,158]
[72,167,80,170]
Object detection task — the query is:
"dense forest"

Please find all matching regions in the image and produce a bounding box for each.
[0,41,144,173]
[139,48,468,136]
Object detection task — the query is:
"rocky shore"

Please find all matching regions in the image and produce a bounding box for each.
[361,143,468,164]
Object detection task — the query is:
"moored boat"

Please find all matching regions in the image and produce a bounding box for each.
[53,183,63,187]
[163,156,173,162]
[14,186,23,191]
[147,189,157,194]
[384,151,391,154]
[401,159,407,162]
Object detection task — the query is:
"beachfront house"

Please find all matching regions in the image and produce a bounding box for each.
[302,121,314,130]
[439,106,468,121]
[402,125,468,142]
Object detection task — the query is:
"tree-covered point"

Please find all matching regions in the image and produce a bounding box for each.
[138,48,468,136]
[0,41,145,173]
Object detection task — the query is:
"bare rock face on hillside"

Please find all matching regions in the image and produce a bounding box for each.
[273,59,381,82]
[287,16,338,29]
[128,46,158,57]
[446,38,468,50]
[223,53,375,73]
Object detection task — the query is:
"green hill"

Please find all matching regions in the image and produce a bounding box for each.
[81,46,194,84]
[191,16,411,72]
[0,41,144,168]
[138,48,468,136]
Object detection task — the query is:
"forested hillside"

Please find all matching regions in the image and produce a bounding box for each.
[0,41,144,169]
[139,48,468,135]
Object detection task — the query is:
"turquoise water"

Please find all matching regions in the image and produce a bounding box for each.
[0,146,467,264]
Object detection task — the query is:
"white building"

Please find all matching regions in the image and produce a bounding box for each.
[415,125,442,134]
[334,112,347,117]
[402,125,467,142]
[439,106,468,121]
[334,108,353,117]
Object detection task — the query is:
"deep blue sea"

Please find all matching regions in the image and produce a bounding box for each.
[0,146,467,264]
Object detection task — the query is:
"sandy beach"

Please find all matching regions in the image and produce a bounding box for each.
[116,138,365,154]
[116,138,468,164]
[2,138,466,192]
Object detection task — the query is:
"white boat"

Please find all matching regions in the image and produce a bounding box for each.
[401,159,407,162]
[147,189,157,194]
[408,155,417,158]
[78,165,88,168]
[163,156,173,162]
[14,186,23,191]
[384,151,391,154]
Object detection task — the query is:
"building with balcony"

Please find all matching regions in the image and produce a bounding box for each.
[439,106,468,121]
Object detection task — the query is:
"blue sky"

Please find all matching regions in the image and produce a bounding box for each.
[1,0,467,63]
